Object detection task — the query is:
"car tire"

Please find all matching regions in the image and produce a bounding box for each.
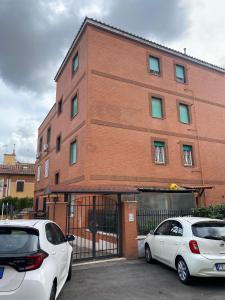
[177,257,192,284]
[49,282,57,300]
[145,245,154,264]
[66,256,73,281]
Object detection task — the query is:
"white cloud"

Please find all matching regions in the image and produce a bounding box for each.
[169,0,225,67]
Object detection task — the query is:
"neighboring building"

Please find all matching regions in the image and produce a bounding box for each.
[0,152,35,199]
[35,18,225,208]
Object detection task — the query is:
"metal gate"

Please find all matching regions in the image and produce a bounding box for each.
[67,195,121,261]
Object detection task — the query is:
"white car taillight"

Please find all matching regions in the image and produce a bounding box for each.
[189,240,200,254]
[0,250,49,272]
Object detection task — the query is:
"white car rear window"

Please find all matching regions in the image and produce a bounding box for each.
[192,222,225,240]
[0,227,39,254]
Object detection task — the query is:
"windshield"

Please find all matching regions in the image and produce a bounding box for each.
[0,227,39,255]
[192,222,225,240]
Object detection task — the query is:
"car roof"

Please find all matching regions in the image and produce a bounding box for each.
[166,216,225,224]
[0,219,49,228]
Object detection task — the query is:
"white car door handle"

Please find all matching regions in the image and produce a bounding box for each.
[51,251,56,255]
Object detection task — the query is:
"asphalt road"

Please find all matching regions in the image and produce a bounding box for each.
[58,259,225,300]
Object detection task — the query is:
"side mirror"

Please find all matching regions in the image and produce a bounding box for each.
[66,234,75,242]
[149,230,154,235]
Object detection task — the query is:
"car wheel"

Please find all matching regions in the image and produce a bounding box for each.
[49,282,57,300]
[177,258,192,284]
[66,256,73,281]
[145,245,153,264]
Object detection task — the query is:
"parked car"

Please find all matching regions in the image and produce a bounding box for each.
[144,217,225,284]
[0,219,75,300]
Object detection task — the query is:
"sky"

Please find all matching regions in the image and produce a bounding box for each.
[0,0,225,163]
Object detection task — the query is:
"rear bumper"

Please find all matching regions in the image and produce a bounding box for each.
[0,279,48,300]
[185,254,225,277]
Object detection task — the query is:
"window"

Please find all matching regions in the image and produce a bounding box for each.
[179,103,190,124]
[45,223,65,245]
[71,95,78,118]
[39,137,43,153]
[16,181,24,192]
[47,127,51,145]
[43,198,47,212]
[72,52,79,73]
[58,99,62,115]
[70,141,77,165]
[37,165,41,181]
[55,172,60,185]
[56,135,61,152]
[0,228,39,254]
[192,221,225,239]
[183,145,193,166]
[154,141,166,164]
[151,97,163,119]
[35,198,39,211]
[44,160,49,177]
[175,64,186,83]
[149,56,160,75]
[155,221,170,235]
[169,221,183,236]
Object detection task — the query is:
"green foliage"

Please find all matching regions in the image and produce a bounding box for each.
[0,196,33,213]
[192,204,225,220]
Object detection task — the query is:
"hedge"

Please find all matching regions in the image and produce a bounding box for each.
[192,204,225,220]
[0,196,33,213]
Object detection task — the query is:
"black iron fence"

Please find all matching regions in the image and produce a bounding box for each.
[88,209,118,234]
[137,209,192,235]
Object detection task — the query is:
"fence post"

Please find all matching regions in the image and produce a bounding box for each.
[121,199,138,259]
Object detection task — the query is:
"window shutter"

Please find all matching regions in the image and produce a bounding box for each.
[71,142,77,164]
[179,104,189,123]
[176,65,185,82]
[149,56,160,73]
[152,97,163,118]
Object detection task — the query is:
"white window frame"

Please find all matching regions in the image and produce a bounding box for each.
[44,160,49,178]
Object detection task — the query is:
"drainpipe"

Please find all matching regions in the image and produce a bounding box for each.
[184,88,206,207]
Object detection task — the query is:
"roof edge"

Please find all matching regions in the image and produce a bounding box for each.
[54,17,225,81]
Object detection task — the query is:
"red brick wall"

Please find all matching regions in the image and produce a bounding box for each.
[35,24,225,206]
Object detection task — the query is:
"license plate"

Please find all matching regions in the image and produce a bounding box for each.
[0,267,4,279]
[215,263,225,271]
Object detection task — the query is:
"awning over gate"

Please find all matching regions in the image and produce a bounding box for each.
[44,185,139,195]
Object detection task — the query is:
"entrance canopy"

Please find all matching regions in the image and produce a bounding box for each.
[44,185,139,195]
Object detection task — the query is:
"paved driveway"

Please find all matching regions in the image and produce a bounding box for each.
[58,259,225,300]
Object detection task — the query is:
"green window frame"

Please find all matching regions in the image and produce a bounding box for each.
[72,52,79,73]
[176,64,186,83]
[70,141,77,165]
[149,56,160,75]
[71,95,78,118]
[179,103,190,124]
[151,97,163,119]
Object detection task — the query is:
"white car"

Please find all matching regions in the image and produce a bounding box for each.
[0,219,74,300]
[144,217,225,284]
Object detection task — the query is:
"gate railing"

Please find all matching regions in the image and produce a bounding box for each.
[137,209,192,235]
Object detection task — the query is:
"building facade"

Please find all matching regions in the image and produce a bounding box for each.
[0,152,35,199]
[35,18,225,208]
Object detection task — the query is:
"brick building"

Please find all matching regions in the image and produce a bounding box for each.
[0,152,35,199]
[35,18,225,208]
